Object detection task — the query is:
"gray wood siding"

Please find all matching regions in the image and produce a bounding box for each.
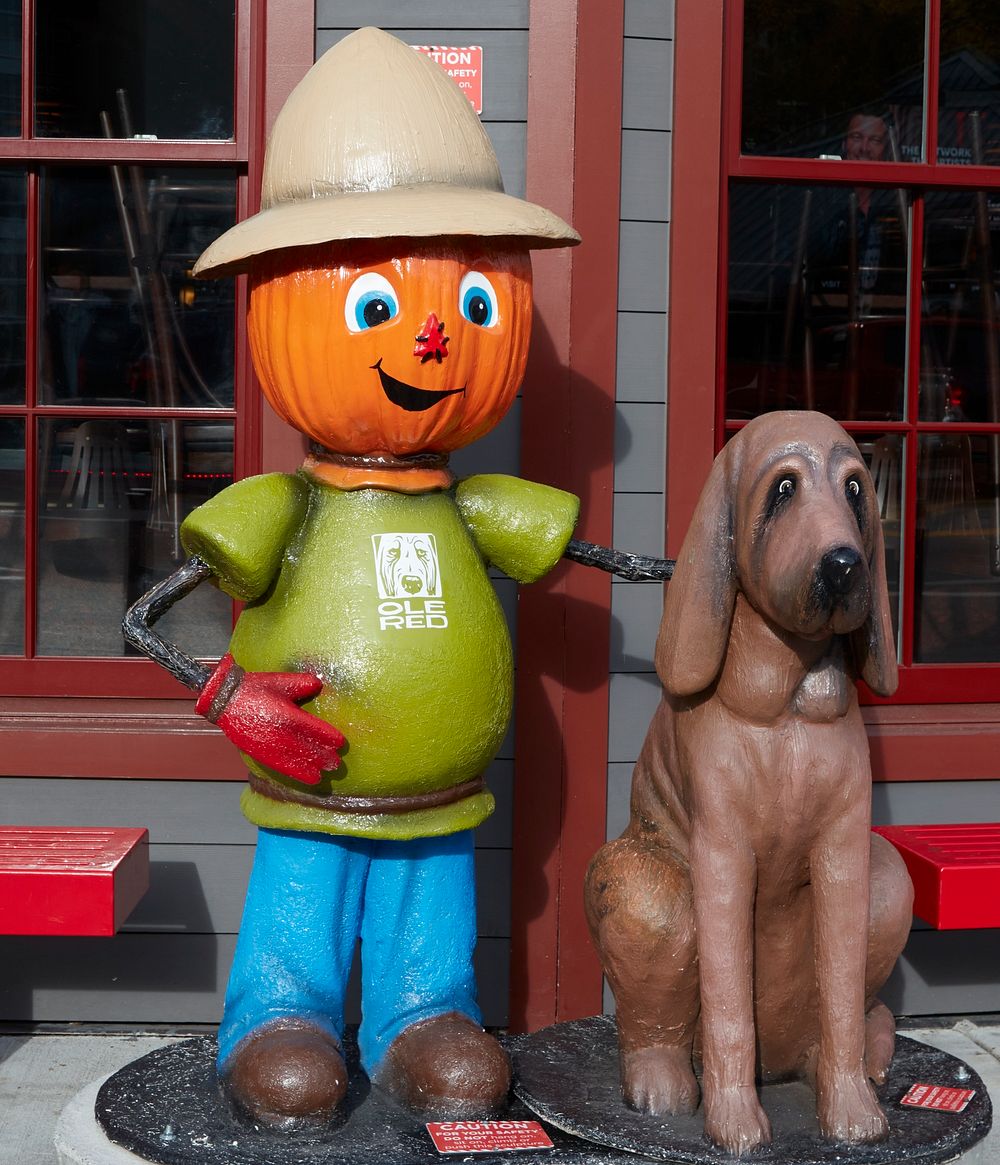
[607,0,673,838]
[1,778,513,1025]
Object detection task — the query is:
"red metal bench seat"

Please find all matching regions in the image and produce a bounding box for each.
[0,826,149,936]
[874,823,1000,930]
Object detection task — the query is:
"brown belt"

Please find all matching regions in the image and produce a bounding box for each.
[247,771,485,814]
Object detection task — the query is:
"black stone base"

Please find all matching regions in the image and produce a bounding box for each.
[512,1015,992,1164]
[94,1031,634,1165]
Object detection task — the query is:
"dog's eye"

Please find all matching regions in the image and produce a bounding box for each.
[846,478,861,498]
[764,475,796,521]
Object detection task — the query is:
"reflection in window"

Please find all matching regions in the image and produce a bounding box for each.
[916,433,1000,661]
[921,191,1000,423]
[0,1,19,137]
[35,0,235,140]
[0,418,23,654]
[859,432,904,649]
[741,0,924,161]
[0,168,25,404]
[36,418,234,657]
[40,166,236,408]
[939,4,1000,166]
[727,183,909,421]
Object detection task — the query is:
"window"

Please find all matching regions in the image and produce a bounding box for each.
[721,0,1000,702]
[0,1,263,700]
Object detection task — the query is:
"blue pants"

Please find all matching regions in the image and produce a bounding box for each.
[217,827,481,1075]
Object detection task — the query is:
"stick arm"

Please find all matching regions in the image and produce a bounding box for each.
[563,538,675,581]
[122,555,215,691]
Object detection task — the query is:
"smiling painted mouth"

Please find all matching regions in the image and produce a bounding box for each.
[372,359,466,413]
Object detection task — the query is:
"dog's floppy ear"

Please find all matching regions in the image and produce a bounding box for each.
[851,484,898,696]
[656,443,739,697]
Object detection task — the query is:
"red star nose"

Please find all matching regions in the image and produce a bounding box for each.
[413,313,449,363]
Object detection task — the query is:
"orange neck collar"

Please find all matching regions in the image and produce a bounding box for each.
[301,446,455,494]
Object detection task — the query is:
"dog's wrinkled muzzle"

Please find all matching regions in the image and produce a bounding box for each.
[807,544,871,633]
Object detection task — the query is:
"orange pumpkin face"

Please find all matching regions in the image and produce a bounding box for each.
[248,239,533,457]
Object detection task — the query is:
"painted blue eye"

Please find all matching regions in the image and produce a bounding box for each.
[344,272,399,332]
[458,271,499,328]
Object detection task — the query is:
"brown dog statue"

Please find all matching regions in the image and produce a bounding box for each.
[585,411,914,1156]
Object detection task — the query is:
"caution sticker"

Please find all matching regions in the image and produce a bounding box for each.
[426,1119,554,1154]
[900,1083,976,1113]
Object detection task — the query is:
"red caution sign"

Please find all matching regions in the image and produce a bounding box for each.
[901,1083,976,1113]
[426,1119,554,1154]
[412,45,484,114]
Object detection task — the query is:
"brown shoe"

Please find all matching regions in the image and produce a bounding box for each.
[376,1012,511,1118]
[221,1018,347,1128]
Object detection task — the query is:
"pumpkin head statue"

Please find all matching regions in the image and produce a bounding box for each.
[129,27,584,1129]
[246,238,533,465]
[195,27,578,482]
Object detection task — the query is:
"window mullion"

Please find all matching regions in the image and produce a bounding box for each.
[924,0,942,165]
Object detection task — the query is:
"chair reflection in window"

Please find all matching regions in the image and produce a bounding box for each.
[39,92,235,586]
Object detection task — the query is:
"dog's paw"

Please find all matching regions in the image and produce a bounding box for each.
[621,1046,699,1116]
[864,1001,896,1085]
[703,1085,772,1155]
[817,1071,889,1143]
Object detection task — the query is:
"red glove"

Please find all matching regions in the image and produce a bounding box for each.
[195,654,345,785]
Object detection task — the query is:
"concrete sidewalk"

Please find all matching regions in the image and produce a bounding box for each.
[2,1023,997,1163]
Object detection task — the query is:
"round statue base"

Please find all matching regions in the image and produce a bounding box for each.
[58,1032,631,1165]
[511,1015,992,1164]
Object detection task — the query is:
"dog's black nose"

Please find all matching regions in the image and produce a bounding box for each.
[820,546,863,596]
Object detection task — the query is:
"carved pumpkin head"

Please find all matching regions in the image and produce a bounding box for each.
[248,238,533,458]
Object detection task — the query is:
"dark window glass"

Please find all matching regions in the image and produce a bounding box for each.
[35,0,235,140]
[36,417,233,657]
[0,417,24,654]
[40,166,236,408]
[741,0,925,162]
[0,1,19,137]
[0,167,25,404]
[920,190,1000,423]
[938,3,1000,165]
[727,182,910,421]
[916,432,1000,661]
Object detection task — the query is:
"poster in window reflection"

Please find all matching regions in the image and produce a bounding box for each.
[36,418,233,658]
[727,183,909,422]
[39,166,236,408]
[938,4,1000,166]
[741,0,924,161]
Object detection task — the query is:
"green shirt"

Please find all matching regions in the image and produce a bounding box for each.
[181,471,578,839]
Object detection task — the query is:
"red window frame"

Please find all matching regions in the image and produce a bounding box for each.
[667,0,1000,778]
[0,0,261,699]
[0,0,312,778]
[723,0,1000,706]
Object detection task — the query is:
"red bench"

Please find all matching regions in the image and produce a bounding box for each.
[0,826,149,936]
[874,823,1000,930]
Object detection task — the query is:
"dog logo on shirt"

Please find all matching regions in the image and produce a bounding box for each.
[371,533,447,629]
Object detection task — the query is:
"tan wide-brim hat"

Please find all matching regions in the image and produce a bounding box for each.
[195,27,580,277]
